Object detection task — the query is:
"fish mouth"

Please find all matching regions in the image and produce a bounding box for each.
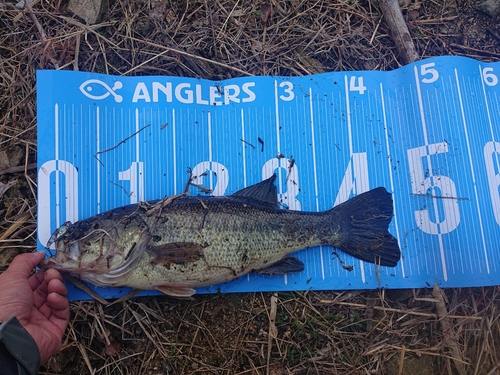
[39,256,78,271]
[39,241,82,271]
[39,256,59,270]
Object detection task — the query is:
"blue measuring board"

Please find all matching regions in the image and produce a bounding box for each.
[37,56,500,300]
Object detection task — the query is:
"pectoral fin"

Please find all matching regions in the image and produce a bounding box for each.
[148,242,205,266]
[155,285,197,298]
[256,256,304,275]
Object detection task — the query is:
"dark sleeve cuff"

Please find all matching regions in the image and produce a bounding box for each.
[0,317,41,375]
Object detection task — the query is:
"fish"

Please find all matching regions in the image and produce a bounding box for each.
[40,175,401,297]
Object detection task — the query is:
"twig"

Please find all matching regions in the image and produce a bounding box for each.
[319,299,482,320]
[96,124,151,155]
[240,138,256,148]
[433,283,467,375]
[0,212,30,241]
[24,0,60,68]
[0,162,37,176]
[109,288,143,305]
[397,345,406,375]
[448,43,500,58]
[411,193,469,200]
[266,293,278,375]
[108,180,132,197]
[64,275,110,305]
[69,322,94,373]
[378,0,419,64]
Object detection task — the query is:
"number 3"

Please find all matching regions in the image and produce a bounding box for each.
[279,81,294,101]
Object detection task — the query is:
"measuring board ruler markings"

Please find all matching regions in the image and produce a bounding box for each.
[37,56,500,300]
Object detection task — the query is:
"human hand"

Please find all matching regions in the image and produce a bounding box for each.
[0,252,70,364]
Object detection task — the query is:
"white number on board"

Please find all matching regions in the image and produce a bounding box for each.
[407,142,460,234]
[262,158,301,210]
[481,67,498,87]
[38,160,79,248]
[420,62,439,84]
[484,141,500,225]
[349,76,367,95]
[334,152,369,206]
[190,161,229,197]
[278,81,295,101]
[118,161,145,204]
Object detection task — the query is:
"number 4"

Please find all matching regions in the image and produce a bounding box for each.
[349,76,366,94]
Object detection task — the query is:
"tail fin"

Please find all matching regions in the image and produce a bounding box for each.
[331,187,400,267]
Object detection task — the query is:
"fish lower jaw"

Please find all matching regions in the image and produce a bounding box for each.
[39,257,80,272]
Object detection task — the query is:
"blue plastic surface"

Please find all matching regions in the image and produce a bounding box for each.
[37,56,500,300]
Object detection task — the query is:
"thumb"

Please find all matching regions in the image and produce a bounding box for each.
[7,252,46,278]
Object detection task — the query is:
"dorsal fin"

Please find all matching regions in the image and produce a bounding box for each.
[231,174,278,206]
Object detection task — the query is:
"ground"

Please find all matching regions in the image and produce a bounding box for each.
[1,0,500,374]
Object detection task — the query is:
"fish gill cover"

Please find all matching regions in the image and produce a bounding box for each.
[37,56,500,300]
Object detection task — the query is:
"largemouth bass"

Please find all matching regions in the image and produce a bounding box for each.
[40,175,400,297]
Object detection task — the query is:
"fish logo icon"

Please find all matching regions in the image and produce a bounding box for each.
[79,79,124,103]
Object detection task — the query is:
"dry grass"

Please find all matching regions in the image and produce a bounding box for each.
[1,0,500,373]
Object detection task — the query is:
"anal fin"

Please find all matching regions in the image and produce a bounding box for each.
[155,285,196,298]
[256,256,304,275]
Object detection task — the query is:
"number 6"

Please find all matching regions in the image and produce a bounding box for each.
[482,67,498,87]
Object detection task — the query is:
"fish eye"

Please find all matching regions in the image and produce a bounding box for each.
[78,222,91,231]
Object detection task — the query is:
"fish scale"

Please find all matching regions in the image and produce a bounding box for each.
[40,175,400,297]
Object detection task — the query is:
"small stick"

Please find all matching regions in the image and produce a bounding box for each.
[93,154,104,167]
[109,180,132,197]
[433,283,467,375]
[266,294,278,375]
[319,299,482,321]
[24,0,60,68]
[73,33,80,71]
[258,137,264,152]
[240,138,256,148]
[109,289,143,305]
[0,163,37,176]
[397,345,406,375]
[378,0,419,64]
[69,323,94,373]
[64,275,109,305]
[411,193,469,201]
[97,124,151,155]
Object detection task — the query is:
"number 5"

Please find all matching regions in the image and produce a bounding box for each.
[407,142,460,234]
[420,63,439,84]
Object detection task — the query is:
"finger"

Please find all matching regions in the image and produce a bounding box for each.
[35,273,68,313]
[44,268,64,284]
[47,292,70,322]
[28,270,45,292]
[7,251,46,278]
[47,279,70,334]
[47,275,68,300]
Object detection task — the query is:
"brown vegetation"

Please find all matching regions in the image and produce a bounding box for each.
[1,0,499,373]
